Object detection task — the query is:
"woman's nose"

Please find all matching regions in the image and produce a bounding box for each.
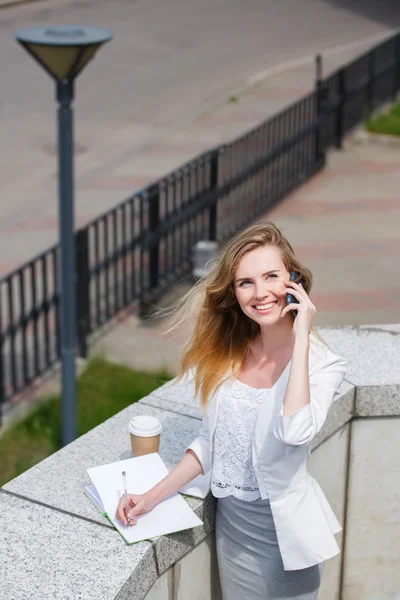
[254,282,270,299]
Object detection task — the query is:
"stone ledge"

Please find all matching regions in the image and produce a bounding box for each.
[2,398,207,599]
[318,326,400,417]
[3,402,202,525]
[0,491,157,600]
[356,384,400,417]
[141,372,201,420]
[1,325,399,599]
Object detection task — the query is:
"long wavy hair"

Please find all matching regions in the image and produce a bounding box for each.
[170,222,320,407]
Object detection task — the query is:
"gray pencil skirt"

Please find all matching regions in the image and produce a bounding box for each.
[215,495,322,600]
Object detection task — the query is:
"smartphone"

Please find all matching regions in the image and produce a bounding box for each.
[286,271,302,316]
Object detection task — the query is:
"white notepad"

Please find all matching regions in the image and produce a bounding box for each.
[85,453,203,544]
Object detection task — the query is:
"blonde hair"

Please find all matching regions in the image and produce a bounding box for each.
[169,222,322,407]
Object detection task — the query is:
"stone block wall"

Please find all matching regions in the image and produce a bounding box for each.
[342,418,400,600]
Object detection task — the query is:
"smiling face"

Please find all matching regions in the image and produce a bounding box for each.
[234,244,291,326]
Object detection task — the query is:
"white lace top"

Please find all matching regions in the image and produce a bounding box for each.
[211,379,270,502]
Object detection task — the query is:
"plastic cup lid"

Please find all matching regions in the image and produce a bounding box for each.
[128,415,162,437]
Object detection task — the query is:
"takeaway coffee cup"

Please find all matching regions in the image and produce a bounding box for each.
[129,415,162,457]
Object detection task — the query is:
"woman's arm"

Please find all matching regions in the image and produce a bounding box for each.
[278,278,315,419]
[147,450,203,506]
[274,349,347,446]
[274,279,346,446]
[281,335,310,416]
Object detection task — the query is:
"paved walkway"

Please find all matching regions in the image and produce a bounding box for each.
[95,132,400,376]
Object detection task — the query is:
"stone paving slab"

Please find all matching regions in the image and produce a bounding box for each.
[319,327,400,387]
[0,491,157,600]
[141,395,201,420]
[319,326,400,417]
[140,373,201,419]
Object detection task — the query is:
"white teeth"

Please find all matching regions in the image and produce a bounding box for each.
[255,302,276,310]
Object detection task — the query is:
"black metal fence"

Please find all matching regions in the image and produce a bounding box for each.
[1,31,400,411]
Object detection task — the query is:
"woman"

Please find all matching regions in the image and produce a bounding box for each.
[116,222,347,600]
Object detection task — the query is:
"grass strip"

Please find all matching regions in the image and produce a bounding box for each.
[366,101,400,137]
[0,357,172,487]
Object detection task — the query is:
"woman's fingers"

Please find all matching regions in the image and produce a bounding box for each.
[280,303,300,318]
[286,280,303,289]
[283,287,303,301]
[128,497,145,520]
[116,495,128,525]
[115,494,155,527]
[284,284,313,306]
[115,494,142,526]
[285,281,307,295]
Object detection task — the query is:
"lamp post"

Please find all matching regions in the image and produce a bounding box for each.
[15,26,113,446]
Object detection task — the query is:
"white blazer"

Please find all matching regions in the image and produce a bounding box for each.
[187,336,347,571]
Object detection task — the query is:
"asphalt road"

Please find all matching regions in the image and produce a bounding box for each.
[0,0,399,252]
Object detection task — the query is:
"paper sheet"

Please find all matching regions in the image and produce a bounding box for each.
[87,453,203,544]
[84,484,104,513]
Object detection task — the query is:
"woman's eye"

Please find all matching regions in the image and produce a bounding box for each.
[239,280,251,287]
[266,274,278,280]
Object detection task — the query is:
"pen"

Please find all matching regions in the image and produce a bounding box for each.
[122,470,130,526]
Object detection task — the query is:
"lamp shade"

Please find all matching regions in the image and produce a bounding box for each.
[15,25,113,81]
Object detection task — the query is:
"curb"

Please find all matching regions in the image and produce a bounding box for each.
[353,128,400,147]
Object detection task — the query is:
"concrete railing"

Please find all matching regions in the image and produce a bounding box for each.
[1,325,400,600]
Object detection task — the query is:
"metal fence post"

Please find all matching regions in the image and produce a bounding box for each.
[147,184,160,292]
[75,228,90,358]
[209,150,219,241]
[314,54,326,165]
[393,33,400,101]
[0,320,5,425]
[139,183,161,318]
[335,68,345,149]
[367,50,375,115]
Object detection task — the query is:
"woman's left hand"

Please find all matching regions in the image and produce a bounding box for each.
[280,281,316,337]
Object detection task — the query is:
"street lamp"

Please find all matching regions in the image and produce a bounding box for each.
[15,26,113,446]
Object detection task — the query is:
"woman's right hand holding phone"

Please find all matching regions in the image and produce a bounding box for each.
[116,493,155,526]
